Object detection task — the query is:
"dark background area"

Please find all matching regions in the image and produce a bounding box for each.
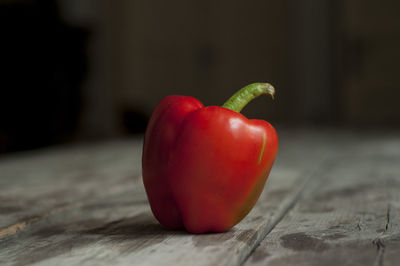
[1,0,400,153]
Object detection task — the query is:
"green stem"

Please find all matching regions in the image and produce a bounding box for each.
[222,83,275,113]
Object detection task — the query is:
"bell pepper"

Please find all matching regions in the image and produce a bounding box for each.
[142,83,278,233]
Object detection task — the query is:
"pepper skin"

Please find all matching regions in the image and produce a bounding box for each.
[142,83,278,233]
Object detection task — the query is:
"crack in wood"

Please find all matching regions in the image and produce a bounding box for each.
[372,203,391,266]
[372,238,385,250]
[385,203,391,232]
[372,238,385,266]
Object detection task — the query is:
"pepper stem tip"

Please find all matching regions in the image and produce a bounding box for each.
[222,83,275,113]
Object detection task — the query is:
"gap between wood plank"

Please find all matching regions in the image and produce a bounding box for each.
[242,149,400,266]
[237,158,335,266]
[3,132,359,266]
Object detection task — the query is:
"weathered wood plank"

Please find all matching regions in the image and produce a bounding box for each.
[0,130,339,266]
[244,133,400,266]
[0,139,143,237]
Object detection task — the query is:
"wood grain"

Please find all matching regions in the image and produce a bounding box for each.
[244,132,400,266]
[0,139,143,236]
[1,130,399,266]
[0,130,334,266]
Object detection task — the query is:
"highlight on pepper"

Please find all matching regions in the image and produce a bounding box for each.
[142,83,278,234]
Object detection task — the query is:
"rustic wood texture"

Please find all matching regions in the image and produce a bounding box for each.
[245,131,400,266]
[0,140,143,236]
[0,129,399,265]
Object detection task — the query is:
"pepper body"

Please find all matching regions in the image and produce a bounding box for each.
[142,84,278,233]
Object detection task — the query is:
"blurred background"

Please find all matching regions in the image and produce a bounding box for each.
[1,0,399,154]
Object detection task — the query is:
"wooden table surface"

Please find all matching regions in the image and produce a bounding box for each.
[1,129,399,266]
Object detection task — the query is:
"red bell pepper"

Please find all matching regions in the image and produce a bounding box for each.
[142,83,278,233]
